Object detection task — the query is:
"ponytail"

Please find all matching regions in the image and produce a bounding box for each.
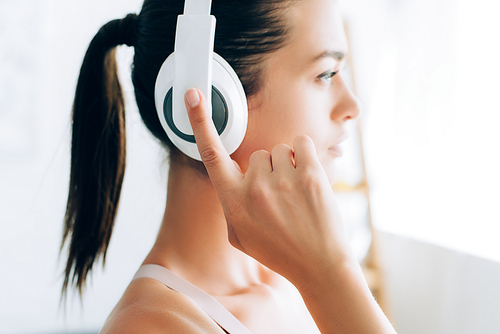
[61,14,137,297]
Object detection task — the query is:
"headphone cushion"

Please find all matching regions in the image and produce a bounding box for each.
[154,53,248,160]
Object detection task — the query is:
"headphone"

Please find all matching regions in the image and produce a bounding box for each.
[154,0,248,160]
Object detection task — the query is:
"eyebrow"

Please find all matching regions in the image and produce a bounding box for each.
[313,50,346,62]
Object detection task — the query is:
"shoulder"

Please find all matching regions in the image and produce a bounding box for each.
[100,277,225,334]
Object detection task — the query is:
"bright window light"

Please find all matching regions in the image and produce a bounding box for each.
[343,0,500,262]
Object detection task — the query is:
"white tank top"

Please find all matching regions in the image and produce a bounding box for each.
[133,264,253,334]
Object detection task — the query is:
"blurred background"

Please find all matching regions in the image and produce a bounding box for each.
[1,0,499,333]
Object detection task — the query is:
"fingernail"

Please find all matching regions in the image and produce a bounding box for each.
[186,88,200,108]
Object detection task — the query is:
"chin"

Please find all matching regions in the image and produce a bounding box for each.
[319,158,337,186]
[326,172,336,186]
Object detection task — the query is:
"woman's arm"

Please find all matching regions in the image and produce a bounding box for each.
[297,259,396,334]
[185,88,396,334]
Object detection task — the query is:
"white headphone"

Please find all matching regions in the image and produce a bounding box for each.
[154,0,248,160]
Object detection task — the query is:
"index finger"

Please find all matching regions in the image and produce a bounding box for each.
[185,88,242,188]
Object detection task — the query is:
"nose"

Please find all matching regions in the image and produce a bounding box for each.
[331,74,361,122]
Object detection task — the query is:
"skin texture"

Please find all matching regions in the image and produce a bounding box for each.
[101,0,396,333]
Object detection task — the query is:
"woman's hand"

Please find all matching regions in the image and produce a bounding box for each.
[185,88,396,334]
[184,88,352,288]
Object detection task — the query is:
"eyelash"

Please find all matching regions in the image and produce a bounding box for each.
[318,70,339,84]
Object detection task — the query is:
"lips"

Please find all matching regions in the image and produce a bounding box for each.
[328,144,343,157]
[328,134,348,157]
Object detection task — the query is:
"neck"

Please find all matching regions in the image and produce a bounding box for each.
[144,160,264,296]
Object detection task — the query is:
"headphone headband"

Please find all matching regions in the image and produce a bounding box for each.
[172,0,216,134]
[184,0,212,15]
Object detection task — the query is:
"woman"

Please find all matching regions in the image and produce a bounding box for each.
[61,0,396,332]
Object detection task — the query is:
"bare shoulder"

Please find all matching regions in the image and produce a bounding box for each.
[100,277,225,334]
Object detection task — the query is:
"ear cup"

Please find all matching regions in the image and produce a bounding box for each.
[155,53,248,160]
[163,86,229,143]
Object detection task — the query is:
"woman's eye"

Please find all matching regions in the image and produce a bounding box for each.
[318,70,338,84]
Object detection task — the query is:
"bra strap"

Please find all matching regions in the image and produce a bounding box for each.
[133,264,252,334]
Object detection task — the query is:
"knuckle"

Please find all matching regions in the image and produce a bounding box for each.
[294,135,316,152]
[295,134,313,145]
[249,149,271,165]
[248,180,267,202]
[253,149,270,158]
[189,111,209,129]
[301,168,322,192]
[199,145,223,167]
[272,143,292,155]
[276,176,293,192]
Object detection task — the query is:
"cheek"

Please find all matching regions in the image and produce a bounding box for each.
[232,82,335,170]
[242,92,326,146]
[246,109,296,151]
[319,155,337,186]
[266,87,321,136]
[231,108,299,171]
[230,109,282,171]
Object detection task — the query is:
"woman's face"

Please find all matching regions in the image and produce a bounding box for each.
[231,0,360,184]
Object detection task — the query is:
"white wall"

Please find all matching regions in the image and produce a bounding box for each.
[0,0,166,333]
[378,231,500,334]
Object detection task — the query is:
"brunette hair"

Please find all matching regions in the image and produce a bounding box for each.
[61,0,299,297]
